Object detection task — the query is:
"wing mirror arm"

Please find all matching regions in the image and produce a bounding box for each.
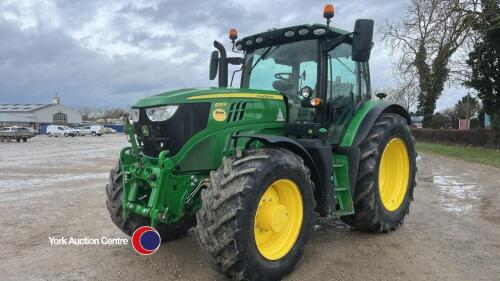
[210,41,243,87]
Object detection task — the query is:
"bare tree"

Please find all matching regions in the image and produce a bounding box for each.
[75,106,98,121]
[381,0,474,127]
[377,68,419,112]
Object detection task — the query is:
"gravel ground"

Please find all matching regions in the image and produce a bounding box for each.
[0,135,499,281]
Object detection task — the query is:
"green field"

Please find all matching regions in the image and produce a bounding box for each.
[416,142,500,168]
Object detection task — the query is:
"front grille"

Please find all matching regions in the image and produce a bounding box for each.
[134,103,211,157]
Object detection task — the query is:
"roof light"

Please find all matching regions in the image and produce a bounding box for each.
[245,40,253,46]
[229,28,238,41]
[323,4,335,20]
[284,30,295,37]
[298,28,309,35]
[313,29,326,35]
[256,37,263,43]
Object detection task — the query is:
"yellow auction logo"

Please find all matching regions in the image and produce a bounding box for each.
[212,109,227,122]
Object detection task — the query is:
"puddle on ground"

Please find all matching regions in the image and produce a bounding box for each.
[433,172,483,214]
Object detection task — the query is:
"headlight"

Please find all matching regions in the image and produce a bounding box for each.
[130,108,140,122]
[301,86,313,98]
[146,105,179,122]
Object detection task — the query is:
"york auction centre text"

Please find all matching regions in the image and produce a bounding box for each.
[49,236,128,246]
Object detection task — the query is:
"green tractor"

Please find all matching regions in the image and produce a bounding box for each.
[106,4,416,280]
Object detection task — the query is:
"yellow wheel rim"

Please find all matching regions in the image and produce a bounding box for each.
[378,138,410,211]
[254,179,303,260]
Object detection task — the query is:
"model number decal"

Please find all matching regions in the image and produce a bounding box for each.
[212,109,227,122]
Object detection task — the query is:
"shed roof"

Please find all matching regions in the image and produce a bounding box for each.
[0,104,49,112]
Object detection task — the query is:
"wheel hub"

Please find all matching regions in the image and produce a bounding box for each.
[254,179,303,260]
[257,203,289,233]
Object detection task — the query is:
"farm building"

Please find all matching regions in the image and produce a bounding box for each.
[0,96,82,128]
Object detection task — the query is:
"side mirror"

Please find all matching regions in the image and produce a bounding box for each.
[376,92,387,100]
[352,19,374,62]
[209,50,219,80]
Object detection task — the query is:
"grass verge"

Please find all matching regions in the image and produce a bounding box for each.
[416,142,500,169]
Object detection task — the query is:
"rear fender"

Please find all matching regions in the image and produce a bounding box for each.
[339,101,413,197]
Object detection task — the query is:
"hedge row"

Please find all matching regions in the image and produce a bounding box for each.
[412,128,500,149]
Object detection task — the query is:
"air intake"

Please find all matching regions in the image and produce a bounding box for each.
[227,102,247,122]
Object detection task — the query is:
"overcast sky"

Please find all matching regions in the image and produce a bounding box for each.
[0,0,466,111]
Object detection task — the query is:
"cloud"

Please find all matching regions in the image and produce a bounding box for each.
[0,0,464,110]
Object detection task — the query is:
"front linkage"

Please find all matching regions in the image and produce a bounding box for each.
[119,122,207,227]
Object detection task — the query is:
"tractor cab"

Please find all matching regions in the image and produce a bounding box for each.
[210,18,374,145]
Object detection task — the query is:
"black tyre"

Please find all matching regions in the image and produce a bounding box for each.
[105,162,196,241]
[342,113,416,232]
[196,148,315,281]
[22,137,27,142]
[16,138,20,142]
[91,131,96,136]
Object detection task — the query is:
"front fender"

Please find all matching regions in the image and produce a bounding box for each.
[233,134,334,217]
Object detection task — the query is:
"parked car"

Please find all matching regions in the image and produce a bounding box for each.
[68,127,83,136]
[69,127,87,136]
[104,127,117,134]
[46,125,78,137]
[0,126,35,142]
[24,127,39,135]
[80,125,104,136]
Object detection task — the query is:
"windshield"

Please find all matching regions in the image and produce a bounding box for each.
[241,40,318,98]
[241,40,318,123]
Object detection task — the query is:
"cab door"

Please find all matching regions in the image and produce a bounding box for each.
[325,42,370,144]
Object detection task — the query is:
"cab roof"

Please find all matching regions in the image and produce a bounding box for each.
[236,23,351,52]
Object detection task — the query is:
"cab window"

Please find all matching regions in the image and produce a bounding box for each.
[242,40,319,123]
[326,43,359,144]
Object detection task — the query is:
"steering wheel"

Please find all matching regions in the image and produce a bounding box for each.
[274,72,300,81]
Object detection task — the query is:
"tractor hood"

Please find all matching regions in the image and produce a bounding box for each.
[132,87,283,108]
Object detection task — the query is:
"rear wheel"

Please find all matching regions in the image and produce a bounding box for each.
[196,149,315,281]
[105,162,196,241]
[341,113,416,232]
[92,131,96,136]
[22,137,27,142]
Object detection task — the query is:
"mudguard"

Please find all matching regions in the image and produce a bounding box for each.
[232,134,334,217]
[339,101,412,197]
[346,102,411,147]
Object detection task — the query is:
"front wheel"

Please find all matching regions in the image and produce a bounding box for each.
[196,149,315,281]
[341,113,416,232]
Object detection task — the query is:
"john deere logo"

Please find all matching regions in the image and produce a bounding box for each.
[141,126,150,136]
[212,109,227,122]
